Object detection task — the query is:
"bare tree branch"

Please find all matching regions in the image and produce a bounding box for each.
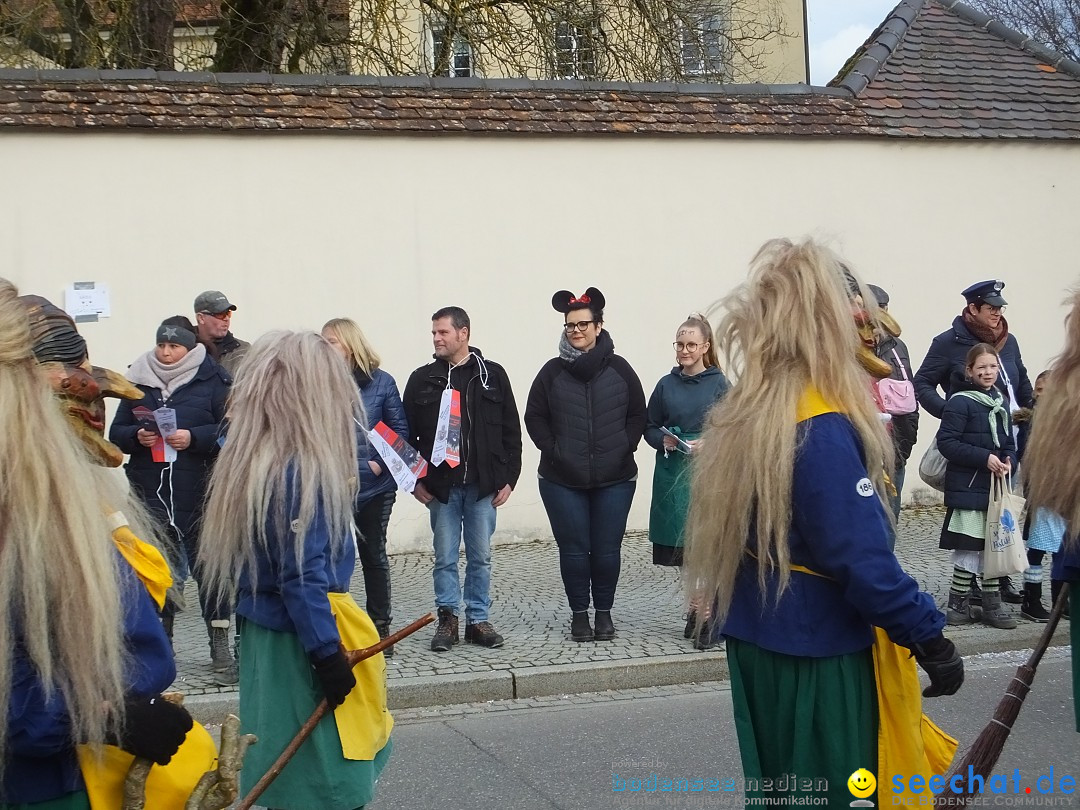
[967,0,1079,61]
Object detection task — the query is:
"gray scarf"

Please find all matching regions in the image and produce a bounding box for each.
[126,343,206,399]
[558,332,585,364]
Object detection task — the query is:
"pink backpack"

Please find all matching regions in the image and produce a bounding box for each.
[877,348,917,415]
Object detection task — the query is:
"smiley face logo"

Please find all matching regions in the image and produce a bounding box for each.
[847,768,876,799]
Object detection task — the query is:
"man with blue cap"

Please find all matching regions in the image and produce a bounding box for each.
[914,279,1032,604]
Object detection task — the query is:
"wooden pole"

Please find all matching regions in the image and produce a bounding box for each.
[236,612,434,810]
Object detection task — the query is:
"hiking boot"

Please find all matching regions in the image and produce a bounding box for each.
[684,611,697,639]
[693,617,717,650]
[999,576,1024,605]
[464,621,504,648]
[946,591,974,626]
[430,607,459,652]
[1052,580,1071,620]
[968,580,982,607]
[161,614,175,648]
[593,610,616,641]
[981,590,1017,629]
[208,621,237,672]
[570,611,594,642]
[375,621,394,658]
[1021,583,1050,623]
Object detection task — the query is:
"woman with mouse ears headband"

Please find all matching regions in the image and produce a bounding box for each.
[684,239,962,807]
[524,287,647,644]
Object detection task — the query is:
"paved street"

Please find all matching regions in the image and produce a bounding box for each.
[174,507,1072,719]
[372,650,1077,810]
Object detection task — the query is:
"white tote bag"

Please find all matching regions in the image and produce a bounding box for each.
[983,475,1028,579]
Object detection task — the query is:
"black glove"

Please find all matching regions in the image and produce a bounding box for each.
[108,694,194,765]
[911,635,964,698]
[311,647,356,707]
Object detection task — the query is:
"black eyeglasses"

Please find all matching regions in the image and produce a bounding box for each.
[564,321,595,333]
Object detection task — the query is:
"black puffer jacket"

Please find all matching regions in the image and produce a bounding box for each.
[402,347,522,503]
[936,381,1017,511]
[109,354,230,538]
[524,330,647,489]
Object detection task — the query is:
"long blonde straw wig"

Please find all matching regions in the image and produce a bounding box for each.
[0,278,128,777]
[1023,287,1080,535]
[683,238,894,623]
[199,331,362,605]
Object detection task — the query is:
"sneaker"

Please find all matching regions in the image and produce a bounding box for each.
[464,621,504,648]
[213,663,239,686]
[430,607,459,652]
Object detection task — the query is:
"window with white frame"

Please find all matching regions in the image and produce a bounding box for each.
[553,18,598,80]
[428,17,473,77]
[680,8,728,80]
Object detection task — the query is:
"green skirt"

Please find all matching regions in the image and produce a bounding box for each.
[727,637,877,807]
[0,794,90,810]
[649,442,696,550]
[239,621,392,810]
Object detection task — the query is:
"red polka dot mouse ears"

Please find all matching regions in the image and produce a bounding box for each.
[551,287,606,313]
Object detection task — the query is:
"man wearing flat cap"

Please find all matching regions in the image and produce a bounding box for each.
[194,290,249,377]
[913,280,1032,419]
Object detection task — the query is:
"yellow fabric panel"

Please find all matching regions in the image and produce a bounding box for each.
[327,592,395,760]
[110,525,173,611]
[78,722,217,810]
[794,388,842,423]
[872,627,959,789]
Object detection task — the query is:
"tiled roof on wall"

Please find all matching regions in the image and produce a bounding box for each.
[0,75,881,136]
[0,0,1077,139]
[832,0,1080,138]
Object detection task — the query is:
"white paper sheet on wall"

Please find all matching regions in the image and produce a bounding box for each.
[65,281,111,322]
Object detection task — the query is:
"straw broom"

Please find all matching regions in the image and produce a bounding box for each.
[236,612,434,810]
[941,583,1070,804]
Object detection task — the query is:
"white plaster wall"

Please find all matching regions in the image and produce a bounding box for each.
[2,132,1078,550]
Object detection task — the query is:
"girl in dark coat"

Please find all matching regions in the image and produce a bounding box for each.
[644,314,729,646]
[524,288,647,643]
[937,342,1019,630]
[109,317,234,677]
[322,318,409,654]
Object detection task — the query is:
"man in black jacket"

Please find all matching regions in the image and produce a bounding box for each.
[403,306,522,652]
[193,289,250,377]
[869,284,919,523]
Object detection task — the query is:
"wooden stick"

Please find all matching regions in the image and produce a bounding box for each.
[236,612,434,810]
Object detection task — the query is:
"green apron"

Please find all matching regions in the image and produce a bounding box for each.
[649,433,699,548]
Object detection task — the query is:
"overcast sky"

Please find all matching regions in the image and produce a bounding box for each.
[806,0,900,85]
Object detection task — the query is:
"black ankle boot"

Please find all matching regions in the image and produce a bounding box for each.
[1021,582,1050,622]
[570,611,593,642]
[684,611,697,639]
[1000,576,1024,604]
[375,621,394,657]
[593,610,616,641]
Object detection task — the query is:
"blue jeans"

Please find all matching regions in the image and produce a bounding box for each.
[428,484,497,623]
[538,478,636,612]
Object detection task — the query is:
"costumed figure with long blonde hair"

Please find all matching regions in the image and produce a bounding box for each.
[684,239,964,807]
[0,279,196,809]
[1022,287,1080,732]
[200,331,393,810]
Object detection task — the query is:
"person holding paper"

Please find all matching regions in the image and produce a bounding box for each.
[524,288,647,643]
[109,316,235,680]
[644,314,729,647]
[935,342,1019,630]
[403,307,522,653]
[322,318,409,655]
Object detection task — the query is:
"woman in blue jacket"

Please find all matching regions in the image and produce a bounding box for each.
[199,331,392,810]
[1,280,191,808]
[936,342,1019,630]
[644,313,728,646]
[323,318,409,654]
[109,317,234,679]
[525,287,647,643]
[684,240,961,809]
